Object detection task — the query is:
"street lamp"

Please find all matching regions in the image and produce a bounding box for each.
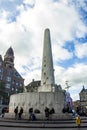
[65,81,71,92]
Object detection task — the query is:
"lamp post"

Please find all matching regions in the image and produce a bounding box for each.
[65,81,71,92]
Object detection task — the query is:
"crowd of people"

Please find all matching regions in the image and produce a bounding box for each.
[14,106,23,120]
[44,107,55,120]
[1,105,82,128]
[14,106,55,120]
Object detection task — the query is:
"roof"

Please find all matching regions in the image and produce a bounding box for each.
[26,80,41,92]
[27,80,41,87]
[80,86,87,93]
[5,47,14,56]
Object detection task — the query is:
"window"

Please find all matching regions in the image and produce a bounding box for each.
[14,70,20,77]
[12,87,14,91]
[43,82,46,85]
[6,76,11,82]
[0,62,2,66]
[16,82,18,86]
[0,68,3,73]
[20,83,22,87]
[10,59,13,62]
[44,64,46,67]
[12,81,14,84]
[16,88,18,92]
[5,83,10,89]
[12,80,15,84]
[9,66,12,69]
[8,71,11,76]
[0,75,2,80]
[44,72,46,75]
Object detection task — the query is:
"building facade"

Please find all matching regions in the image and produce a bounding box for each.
[79,86,87,109]
[26,79,41,92]
[72,86,87,116]
[0,47,24,105]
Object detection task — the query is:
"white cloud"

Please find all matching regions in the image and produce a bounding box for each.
[75,22,87,38]
[17,0,81,42]
[55,63,87,86]
[75,43,87,58]
[23,0,35,5]
[54,63,87,100]
[53,44,73,62]
[62,63,87,85]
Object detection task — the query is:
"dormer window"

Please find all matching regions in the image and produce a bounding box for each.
[10,59,13,62]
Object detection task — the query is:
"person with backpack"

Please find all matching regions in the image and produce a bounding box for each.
[29,108,36,121]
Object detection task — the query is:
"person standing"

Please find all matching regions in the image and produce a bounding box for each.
[14,106,18,119]
[1,108,5,118]
[44,107,50,120]
[29,108,36,121]
[76,115,81,128]
[18,107,23,120]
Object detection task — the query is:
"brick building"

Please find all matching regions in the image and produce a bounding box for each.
[0,47,24,105]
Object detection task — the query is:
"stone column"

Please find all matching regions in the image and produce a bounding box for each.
[38,28,55,92]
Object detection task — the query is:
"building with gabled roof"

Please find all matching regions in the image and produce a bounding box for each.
[26,79,41,92]
[0,47,24,105]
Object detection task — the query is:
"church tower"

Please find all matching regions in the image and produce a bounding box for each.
[38,28,55,92]
[4,47,14,69]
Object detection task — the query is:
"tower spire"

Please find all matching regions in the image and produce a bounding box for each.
[38,28,55,92]
[4,47,14,69]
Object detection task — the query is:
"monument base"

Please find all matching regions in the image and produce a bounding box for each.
[8,91,72,120]
[5,113,73,120]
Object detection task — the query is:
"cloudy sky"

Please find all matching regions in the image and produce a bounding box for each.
[0,0,87,101]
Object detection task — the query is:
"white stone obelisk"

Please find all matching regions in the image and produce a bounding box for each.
[38,28,55,92]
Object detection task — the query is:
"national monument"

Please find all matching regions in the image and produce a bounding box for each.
[8,28,72,119]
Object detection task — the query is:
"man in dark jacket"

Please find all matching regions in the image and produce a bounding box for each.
[14,106,18,119]
[18,107,23,120]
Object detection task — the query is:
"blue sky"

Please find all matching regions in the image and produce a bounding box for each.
[0,0,87,101]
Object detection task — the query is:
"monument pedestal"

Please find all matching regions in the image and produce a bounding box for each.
[5,112,73,120]
[8,92,72,120]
